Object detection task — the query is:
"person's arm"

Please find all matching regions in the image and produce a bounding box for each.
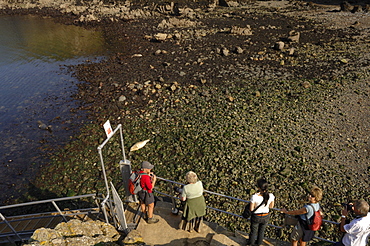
[269,200,275,209]
[250,202,256,211]
[180,186,187,201]
[339,208,349,232]
[281,206,307,215]
[151,173,157,187]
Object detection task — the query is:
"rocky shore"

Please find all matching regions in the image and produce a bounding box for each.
[1,0,369,243]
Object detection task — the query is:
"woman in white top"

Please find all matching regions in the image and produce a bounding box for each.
[247,178,275,246]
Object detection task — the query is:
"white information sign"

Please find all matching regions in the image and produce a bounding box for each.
[103,120,113,138]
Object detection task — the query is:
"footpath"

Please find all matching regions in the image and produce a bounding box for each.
[129,199,290,246]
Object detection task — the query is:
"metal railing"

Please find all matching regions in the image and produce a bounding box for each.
[0,193,103,243]
[155,177,338,243]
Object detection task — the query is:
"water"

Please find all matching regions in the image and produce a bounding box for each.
[0,15,106,204]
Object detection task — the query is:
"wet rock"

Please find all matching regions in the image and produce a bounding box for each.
[122,230,144,244]
[364,4,370,12]
[351,5,362,13]
[302,81,311,88]
[218,0,230,7]
[154,33,168,41]
[180,7,196,19]
[118,95,126,102]
[79,14,98,22]
[274,41,285,50]
[340,1,352,12]
[154,49,162,55]
[37,121,52,132]
[287,30,300,42]
[179,71,186,76]
[157,17,198,29]
[230,25,253,35]
[235,46,243,54]
[281,168,292,177]
[157,2,179,16]
[222,48,230,56]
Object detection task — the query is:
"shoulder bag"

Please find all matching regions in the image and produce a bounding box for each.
[242,200,264,219]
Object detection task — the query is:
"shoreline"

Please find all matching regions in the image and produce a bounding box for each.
[1,0,369,242]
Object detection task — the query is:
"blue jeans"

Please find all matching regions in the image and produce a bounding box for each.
[248,214,270,245]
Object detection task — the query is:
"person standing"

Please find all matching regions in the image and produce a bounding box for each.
[247,178,275,246]
[179,171,206,232]
[138,161,159,224]
[281,186,323,246]
[333,199,370,246]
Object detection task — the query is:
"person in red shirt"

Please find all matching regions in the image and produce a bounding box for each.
[138,161,159,224]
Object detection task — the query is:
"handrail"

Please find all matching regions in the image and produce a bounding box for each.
[0,213,23,242]
[155,176,337,243]
[0,193,98,210]
[0,193,102,243]
[101,194,111,224]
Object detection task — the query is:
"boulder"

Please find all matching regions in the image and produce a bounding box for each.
[122,230,144,244]
[340,1,352,12]
[287,30,300,43]
[274,41,285,50]
[24,219,120,246]
[231,25,253,35]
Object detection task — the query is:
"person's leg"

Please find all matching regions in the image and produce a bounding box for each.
[143,192,158,224]
[147,202,154,218]
[333,242,345,246]
[256,220,268,245]
[300,239,306,246]
[248,220,259,245]
[291,240,298,246]
[290,222,303,246]
[140,201,146,214]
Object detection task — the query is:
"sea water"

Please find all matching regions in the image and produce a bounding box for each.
[0,15,106,203]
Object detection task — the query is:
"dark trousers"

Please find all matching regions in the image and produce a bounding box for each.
[333,242,345,246]
[248,214,270,245]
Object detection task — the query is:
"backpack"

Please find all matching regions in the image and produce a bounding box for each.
[305,204,323,231]
[128,171,147,195]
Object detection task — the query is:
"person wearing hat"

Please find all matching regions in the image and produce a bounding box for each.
[138,161,159,224]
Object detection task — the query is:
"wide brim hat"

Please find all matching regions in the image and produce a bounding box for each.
[141,161,154,169]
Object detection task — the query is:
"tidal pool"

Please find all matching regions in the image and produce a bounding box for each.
[0,15,106,204]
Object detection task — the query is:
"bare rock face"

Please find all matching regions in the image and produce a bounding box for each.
[23,219,120,246]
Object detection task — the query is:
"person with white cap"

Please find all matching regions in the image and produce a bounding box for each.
[138,161,159,224]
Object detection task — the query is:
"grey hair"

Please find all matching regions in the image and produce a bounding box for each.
[186,171,198,184]
[354,199,369,216]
